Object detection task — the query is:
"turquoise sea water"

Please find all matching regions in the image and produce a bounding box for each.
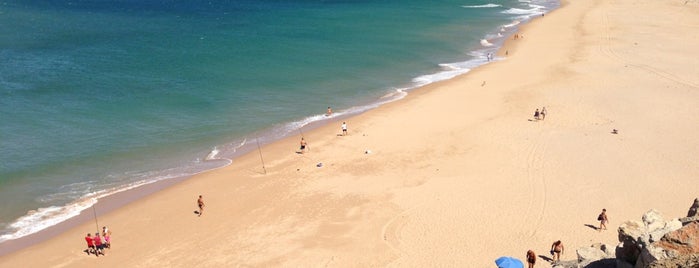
[0,0,558,243]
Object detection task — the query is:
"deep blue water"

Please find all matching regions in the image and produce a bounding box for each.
[0,0,558,243]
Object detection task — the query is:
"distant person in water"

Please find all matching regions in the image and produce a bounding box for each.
[526,249,536,268]
[299,137,307,153]
[341,122,347,136]
[326,107,332,116]
[197,195,205,216]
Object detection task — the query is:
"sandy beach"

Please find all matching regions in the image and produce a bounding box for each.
[2,0,698,267]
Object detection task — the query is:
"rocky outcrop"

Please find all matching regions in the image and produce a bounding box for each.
[564,199,699,268]
[637,221,699,267]
[615,209,683,267]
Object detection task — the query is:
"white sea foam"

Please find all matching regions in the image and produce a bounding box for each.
[205,147,220,160]
[502,20,521,28]
[462,3,501,8]
[0,199,97,243]
[480,39,494,47]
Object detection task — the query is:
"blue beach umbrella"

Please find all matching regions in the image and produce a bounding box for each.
[495,256,524,268]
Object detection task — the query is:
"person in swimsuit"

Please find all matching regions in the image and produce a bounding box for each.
[534,109,540,120]
[341,122,347,136]
[326,107,332,116]
[550,240,564,263]
[102,226,111,249]
[197,195,205,216]
[540,107,547,120]
[598,209,609,231]
[299,138,307,154]
[526,249,536,268]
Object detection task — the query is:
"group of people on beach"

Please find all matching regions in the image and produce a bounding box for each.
[525,209,608,267]
[84,226,111,257]
[298,107,348,154]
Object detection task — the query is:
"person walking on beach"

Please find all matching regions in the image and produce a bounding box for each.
[534,109,540,120]
[526,249,536,268]
[197,195,205,216]
[550,240,564,263]
[341,122,347,136]
[299,137,307,154]
[85,233,97,256]
[102,226,112,249]
[598,209,609,231]
[540,107,547,120]
[93,233,105,255]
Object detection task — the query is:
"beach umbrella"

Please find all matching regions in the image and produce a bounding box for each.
[495,256,524,268]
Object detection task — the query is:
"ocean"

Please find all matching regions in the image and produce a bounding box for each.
[0,0,558,244]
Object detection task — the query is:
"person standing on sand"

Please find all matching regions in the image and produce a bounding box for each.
[598,209,609,231]
[197,195,205,216]
[299,137,307,153]
[85,233,97,256]
[526,249,536,268]
[550,240,564,263]
[534,109,540,120]
[102,226,111,249]
[341,122,347,136]
[540,107,547,120]
[93,233,105,255]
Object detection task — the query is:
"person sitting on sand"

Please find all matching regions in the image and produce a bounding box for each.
[598,209,609,231]
[198,195,205,216]
[85,233,97,256]
[550,240,564,263]
[526,249,536,268]
[299,137,307,153]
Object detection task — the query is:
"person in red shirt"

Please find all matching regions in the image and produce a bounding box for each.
[85,233,97,256]
[93,233,105,255]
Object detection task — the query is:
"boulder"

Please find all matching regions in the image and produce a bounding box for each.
[577,244,612,267]
[617,220,646,264]
[637,221,699,268]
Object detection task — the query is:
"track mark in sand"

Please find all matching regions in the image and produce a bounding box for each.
[599,13,698,89]
[380,204,423,256]
[523,132,549,238]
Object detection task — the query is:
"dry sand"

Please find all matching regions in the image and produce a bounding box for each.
[2,0,698,267]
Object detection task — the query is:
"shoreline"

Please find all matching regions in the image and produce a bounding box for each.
[0,1,558,255]
[2,0,698,266]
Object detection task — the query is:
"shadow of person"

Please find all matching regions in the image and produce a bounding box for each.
[538,255,553,263]
[584,224,599,231]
